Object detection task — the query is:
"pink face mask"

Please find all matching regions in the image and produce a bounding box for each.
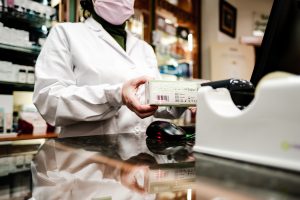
[93,0,135,25]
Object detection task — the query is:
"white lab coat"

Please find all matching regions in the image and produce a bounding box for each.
[33,17,184,137]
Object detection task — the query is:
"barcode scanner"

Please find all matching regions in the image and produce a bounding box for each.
[201,78,255,108]
[200,78,254,91]
[146,121,194,140]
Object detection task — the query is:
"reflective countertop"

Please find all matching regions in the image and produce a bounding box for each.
[32,133,300,200]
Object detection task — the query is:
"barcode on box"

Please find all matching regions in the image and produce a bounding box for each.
[146,80,207,106]
[157,95,169,102]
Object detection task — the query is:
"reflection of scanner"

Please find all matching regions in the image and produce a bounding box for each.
[146,121,195,141]
[146,121,186,140]
[146,137,193,162]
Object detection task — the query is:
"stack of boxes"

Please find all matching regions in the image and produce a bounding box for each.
[0,22,33,48]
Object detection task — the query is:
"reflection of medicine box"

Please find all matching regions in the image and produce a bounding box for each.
[147,163,195,193]
[145,80,203,106]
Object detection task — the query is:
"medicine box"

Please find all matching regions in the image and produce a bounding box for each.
[145,80,205,106]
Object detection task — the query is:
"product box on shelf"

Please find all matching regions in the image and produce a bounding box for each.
[0,25,32,48]
[0,95,13,134]
[17,104,55,135]
[0,108,4,133]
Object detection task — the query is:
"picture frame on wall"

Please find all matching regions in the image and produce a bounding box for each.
[219,0,237,38]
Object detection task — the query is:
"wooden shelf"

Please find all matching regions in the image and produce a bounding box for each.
[0,133,58,142]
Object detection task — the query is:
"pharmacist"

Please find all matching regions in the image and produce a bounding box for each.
[33,0,185,137]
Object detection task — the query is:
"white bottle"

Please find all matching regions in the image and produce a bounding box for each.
[26,66,35,84]
[18,65,27,83]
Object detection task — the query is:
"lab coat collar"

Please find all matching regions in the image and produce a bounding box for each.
[84,17,138,65]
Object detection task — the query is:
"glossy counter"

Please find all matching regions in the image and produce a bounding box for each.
[31,133,300,200]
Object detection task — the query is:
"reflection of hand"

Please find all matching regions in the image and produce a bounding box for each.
[188,107,197,114]
[120,165,149,193]
[122,76,158,118]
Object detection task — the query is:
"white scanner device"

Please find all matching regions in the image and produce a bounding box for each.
[193,75,300,172]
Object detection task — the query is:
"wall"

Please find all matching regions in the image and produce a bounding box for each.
[201,0,273,79]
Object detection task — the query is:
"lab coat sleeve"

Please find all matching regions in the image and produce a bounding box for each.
[33,24,122,126]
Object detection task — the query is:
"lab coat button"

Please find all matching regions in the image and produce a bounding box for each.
[134,126,140,134]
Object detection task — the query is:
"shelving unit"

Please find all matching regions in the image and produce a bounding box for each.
[0,42,36,93]
[0,3,56,137]
[154,0,201,79]
[0,3,58,200]
[133,0,201,78]
[0,132,55,199]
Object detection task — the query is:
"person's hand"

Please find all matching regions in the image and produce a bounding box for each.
[122,76,158,118]
[120,165,149,194]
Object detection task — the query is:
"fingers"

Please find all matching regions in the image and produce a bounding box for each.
[130,95,157,113]
[126,99,158,118]
[131,76,154,89]
[129,96,157,117]
[134,108,157,119]
[127,100,158,118]
[122,76,158,118]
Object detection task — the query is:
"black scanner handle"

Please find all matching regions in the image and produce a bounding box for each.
[201,79,255,92]
[201,79,255,108]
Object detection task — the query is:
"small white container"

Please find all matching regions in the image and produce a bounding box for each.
[17,65,27,83]
[26,66,35,84]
